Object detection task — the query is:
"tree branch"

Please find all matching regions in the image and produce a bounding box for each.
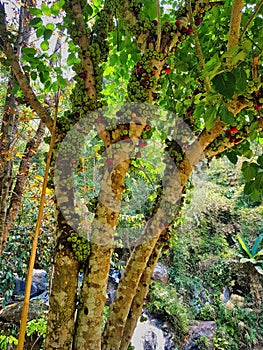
[240,0,263,41]
[4,121,46,246]
[69,0,97,100]
[156,0,161,52]
[188,0,211,91]
[227,0,244,51]
[0,3,54,133]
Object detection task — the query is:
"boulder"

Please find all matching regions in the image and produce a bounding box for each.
[0,299,48,323]
[13,269,48,298]
[152,263,168,284]
[182,321,217,350]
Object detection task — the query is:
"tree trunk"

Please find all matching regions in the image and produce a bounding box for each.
[119,241,164,350]
[0,0,36,252]
[73,122,145,349]
[102,137,201,349]
[1,121,45,250]
[0,75,18,252]
[44,210,79,350]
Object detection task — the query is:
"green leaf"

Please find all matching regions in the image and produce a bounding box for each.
[39,70,49,84]
[30,17,42,27]
[30,71,37,81]
[254,172,263,191]
[242,38,252,53]
[119,51,128,65]
[143,0,156,18]
[252,233,263,255]
[44,79,52,92]
[51,0,65,15]
[67,53,79,66]
[21,48,37,56]
[257,155,263,167]
[36,26,45,38]
[242,162,258,181]
[86,4,93,16]
[44,29,53,41]
[29,8,42,17]
[250,189,260,202]
[212,72,236,99]
[41,3,51,16]
[232,68,247,93]
[46,23,54,31]
[204,105,218,130]
[254,248,263,259]
[40,40,49,51]
[57,75,67,89]
[219,104,235,124]
[255,265,263,275]
[244,180,255,195]
[226,151,238,164]
[222,45,240,58]
[202,54,221,80]
[232,50,246,65]
[237,235,253,258]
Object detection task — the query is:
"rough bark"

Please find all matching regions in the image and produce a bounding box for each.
[73,164,130,350]
[73,119,147,349]
[119,241,163,350]
[0,75,18,252]
[0,3,54,133]
[0,0,44,252]
[44,236,79,350]
[102,158,184,349]
[227,0,244,51]
[2,121,46,249]
[102,114,241,349]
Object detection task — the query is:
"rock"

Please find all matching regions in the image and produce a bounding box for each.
[109,268,123,284]
[0,299,48,323]
[31,269,48,292]
[13,278,38,297]
[144,330,158,350]
[31,291,49,305]
[13,269,48,298]
[182,321,217,350]
[105,268,124,305]
[132,315,166,349]
[152,263,168,284]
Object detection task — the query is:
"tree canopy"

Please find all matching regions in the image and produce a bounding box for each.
[0,0,262,349]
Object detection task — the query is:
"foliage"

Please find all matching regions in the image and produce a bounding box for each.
[234,233,263,274]
[213,298,259,350]
[26,317,47,338]
[0,331,18,350]
[201,258,233,291]
[102,306,109,330]
[194,334,210,350]
[145,281,189,342]
[0,189,55,307]
[1,0,263,348]
[0,318,47,350]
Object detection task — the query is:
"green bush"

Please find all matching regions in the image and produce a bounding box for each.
[146,281,190,343]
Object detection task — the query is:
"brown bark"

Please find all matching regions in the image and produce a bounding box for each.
[102,158,184,349]
[0,75,19,252]
[0,0,45,252]
[227,0,244,51]
[119,241,163,350]
[73,164,130,349]
[2,121,46,249]
[0,3,54,133]
[73,120,147,350]
[44,236,79,349]
[102,114,241,349]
